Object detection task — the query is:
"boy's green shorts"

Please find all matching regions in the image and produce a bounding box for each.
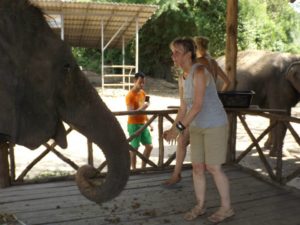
[127,124,152,149]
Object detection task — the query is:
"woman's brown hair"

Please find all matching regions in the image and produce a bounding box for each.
[170,37,197,61]
[194,36,209,51]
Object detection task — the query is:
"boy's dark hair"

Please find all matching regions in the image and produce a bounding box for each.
[134,72,145,79]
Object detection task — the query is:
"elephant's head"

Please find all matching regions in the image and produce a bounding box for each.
[285,61,300,94]
[0,0,130,203]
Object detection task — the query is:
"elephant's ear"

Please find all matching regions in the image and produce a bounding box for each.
[53,121,67,148]
[285,61,300,93]
[15,78,68,149]
[0,74,18,142]
[0,65,67,149]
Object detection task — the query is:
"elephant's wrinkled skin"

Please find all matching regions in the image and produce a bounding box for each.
[0,0,130,203]
[218,50,300,156]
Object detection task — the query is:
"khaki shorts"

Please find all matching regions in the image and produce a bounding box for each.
[189,124,228,165]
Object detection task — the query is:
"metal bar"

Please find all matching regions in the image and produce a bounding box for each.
[60,14,64,40]
[103,20,128,51]
[135,18,139,73]
[101,19,104,93]
[122,35,125,90]
[43,10,156,19]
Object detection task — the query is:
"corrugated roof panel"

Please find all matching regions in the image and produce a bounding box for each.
[30,0,158,48]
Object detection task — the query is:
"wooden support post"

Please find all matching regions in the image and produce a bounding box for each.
[87,140,94,166]
[226,112,237,164]
[225,1,238,163]
[158,115,164,167]
[0,142,10,188]
[9,143,15,182]
[225,0,238,91]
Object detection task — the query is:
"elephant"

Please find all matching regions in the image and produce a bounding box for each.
[217,50,300,156]
[0,0,130,203]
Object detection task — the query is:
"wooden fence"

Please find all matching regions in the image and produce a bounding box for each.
[0,108,300,187]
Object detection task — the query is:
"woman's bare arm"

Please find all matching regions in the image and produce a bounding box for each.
[212,59,230,91]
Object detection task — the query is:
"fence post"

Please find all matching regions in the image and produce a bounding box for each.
[158,115,164,167]
[227,112,237,163]
[87,140,94,166]
[0,142,10,188]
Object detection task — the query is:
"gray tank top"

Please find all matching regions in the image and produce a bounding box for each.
[183,63,228,128]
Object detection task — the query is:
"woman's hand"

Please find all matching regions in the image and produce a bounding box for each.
[163,127,180,144]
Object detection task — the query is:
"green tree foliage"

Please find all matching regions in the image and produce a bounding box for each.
[72,0,300,80]
[72,48,101,72]
[190,0,227,56]
[138,0,227,81]
[138,6,198,80]
[238,0,300,53]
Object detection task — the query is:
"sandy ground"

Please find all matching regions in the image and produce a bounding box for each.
[13,77,300,190]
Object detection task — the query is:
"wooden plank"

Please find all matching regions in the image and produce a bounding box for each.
[11,183,286,225]
[13,187,296,225]
[1,167,299,225]
[0,172,277,212]
[0,166,252,198]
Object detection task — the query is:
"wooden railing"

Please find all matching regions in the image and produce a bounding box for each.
[226,107,300,184]
[0,108,300,187]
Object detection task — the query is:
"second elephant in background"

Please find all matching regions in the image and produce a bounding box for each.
[217,50,300,156]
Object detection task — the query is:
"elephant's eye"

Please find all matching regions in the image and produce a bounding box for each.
[63,63,71,73]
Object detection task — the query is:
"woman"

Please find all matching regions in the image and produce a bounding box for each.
[163,37,234,223]
[163,36,230,186]
[194,36,230,91]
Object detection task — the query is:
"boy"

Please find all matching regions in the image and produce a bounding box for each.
[126,72,153,169]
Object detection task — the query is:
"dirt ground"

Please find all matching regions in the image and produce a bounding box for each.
[13,77,300,190]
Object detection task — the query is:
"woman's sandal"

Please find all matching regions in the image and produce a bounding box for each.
[208,208,234,224]
[183,205,206,221]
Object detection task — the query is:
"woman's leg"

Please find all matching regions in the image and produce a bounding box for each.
[192,163,206,207]
[183,162,206,221]
[206,165,231,209]
[206,164,234,222]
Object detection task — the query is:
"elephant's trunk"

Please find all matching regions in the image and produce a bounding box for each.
[59,70,130,203]
[75,120,130,203]
[74,112,130,203]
